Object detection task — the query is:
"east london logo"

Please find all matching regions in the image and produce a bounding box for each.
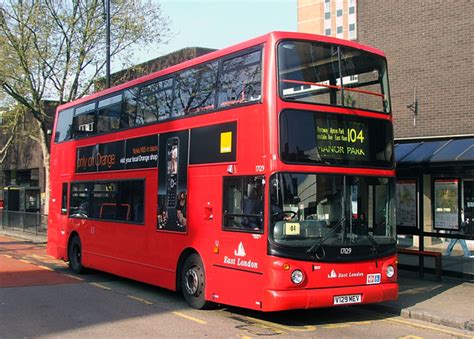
[234,242,246,257]
[223,242,258,269]
[328,269,364,279]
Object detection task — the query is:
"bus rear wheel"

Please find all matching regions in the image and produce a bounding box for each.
[68,235,84,274]
[181,253,212,309]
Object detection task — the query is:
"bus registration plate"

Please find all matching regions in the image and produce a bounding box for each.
[333,294,362,305]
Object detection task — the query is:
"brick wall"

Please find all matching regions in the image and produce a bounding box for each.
[357,0,474,138]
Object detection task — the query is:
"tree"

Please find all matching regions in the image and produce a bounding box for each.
[0,0,170,213]
[0,104,22,164]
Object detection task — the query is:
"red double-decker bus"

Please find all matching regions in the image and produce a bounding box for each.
[47,31,397,311]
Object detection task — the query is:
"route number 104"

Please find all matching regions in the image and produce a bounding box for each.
[347,128,365,143]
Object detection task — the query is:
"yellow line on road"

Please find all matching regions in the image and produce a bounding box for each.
[321,323,350,329]
[127,295,153,305]
[245,316,317,332]
[349,320,372,325]
[321,321,370,329]
[90,282,111,290]
[383,317,472,338]
[355,307,471,338]
[2,254,13,258]
[172,311,207,324]
[38,265,53,271]
[19,259,32,264]
[64,274,84,281]
[32,254,53,260]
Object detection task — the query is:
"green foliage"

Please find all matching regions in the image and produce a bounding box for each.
[0,104,28,163]
[0,0,170,107]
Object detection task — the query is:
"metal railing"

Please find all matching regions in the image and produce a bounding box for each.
[0,210,47,235]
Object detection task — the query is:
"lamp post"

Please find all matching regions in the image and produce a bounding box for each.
[407,87,418,127]
[103,0,111,88]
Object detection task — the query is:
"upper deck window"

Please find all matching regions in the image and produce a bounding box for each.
[218,49,262,107]
[54,46,263,143]
[73,102,96,138]
[97,94,122,133]
[174,62,218,116]
[278,40,390,113]
[138,77,174,124]
[122,88,139,128]
[54,108,74,143]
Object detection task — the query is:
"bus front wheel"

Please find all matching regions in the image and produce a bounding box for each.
[68,235,84,274]
[181,253,211,309]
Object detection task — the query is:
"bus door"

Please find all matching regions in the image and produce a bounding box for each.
[48,182,69,259]
[211,175,266,309]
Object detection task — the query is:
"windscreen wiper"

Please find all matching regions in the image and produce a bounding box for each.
[365,233,379,254]
[306,218,345,259]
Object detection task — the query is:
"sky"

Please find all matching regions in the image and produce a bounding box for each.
[126,0,297,70]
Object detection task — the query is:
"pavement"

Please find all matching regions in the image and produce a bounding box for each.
[0,228,47,244]
[1,228,473,332]
[369,270,474,331]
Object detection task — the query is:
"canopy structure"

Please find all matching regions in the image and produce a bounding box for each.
[395,137,474,167]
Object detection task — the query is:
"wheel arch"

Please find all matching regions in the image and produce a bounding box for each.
[66,231,80,262]
[176,247,201,292]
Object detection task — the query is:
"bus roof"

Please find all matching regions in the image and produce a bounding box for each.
[56,31,385,112]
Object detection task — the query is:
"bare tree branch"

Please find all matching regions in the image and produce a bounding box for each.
[0,0,170,213]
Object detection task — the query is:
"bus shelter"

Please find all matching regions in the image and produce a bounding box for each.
[395,136,474,278]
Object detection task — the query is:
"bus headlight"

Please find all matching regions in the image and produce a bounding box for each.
[291,269,304,285]
[386,265,395,278]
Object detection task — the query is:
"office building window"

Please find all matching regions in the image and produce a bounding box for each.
[349,23,357,39]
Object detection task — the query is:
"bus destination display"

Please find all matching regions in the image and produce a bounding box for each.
[315,118,369,161]
[280,109,393,168]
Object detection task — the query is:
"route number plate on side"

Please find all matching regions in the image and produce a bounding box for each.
[333,294,362,305]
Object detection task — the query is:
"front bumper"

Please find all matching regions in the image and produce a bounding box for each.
[262,282,398,311]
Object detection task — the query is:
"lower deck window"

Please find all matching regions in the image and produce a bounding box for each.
[223,176,264,232]
[70,180,144,223]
